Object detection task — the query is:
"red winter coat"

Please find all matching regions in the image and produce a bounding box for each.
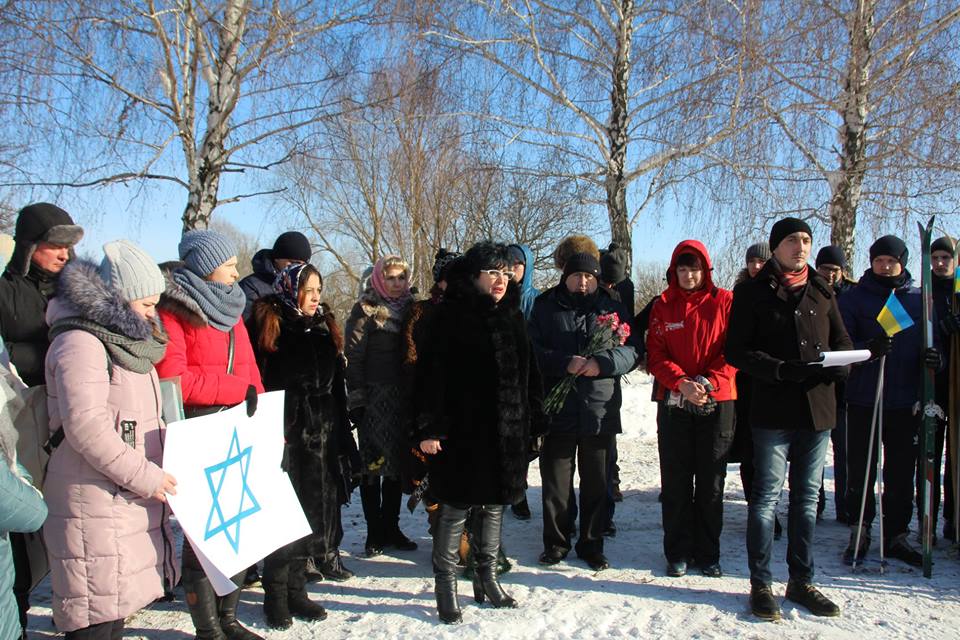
[647,240,737,402]
[155,285,263,409]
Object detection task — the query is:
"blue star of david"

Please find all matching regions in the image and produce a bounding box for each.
[203,427,261,553]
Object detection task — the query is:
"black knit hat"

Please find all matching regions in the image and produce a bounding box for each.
[931,236,955,255]
[600,243,628,284]
[745,242,771,263]
[815,245,846,270]
[431,248,461,283]
[271,231,312,262]
[562,252,601,280]
[869,235,909,267]
[769,217,813,251]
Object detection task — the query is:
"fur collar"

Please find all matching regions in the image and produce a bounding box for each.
[158,270,209,327]
[358,289,407,331]
[55,259,156,340]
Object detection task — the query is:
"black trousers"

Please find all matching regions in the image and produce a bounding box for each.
[846,404,918,540]
[831,399,849,520]
[540,432,613,556]
[915,415,955,534]
[657,401,734,565]
[64,619,124,640]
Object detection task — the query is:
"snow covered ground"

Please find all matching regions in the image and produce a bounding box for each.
[27,373,960,639]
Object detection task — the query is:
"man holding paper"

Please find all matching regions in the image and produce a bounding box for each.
[838,235,941,568]
[726,217,852,621]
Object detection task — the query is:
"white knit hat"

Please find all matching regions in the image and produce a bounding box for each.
[99,240,165,301]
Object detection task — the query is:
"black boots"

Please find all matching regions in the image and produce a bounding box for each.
[433,504,467,624]
[220,572,264,640]
[361,477,417,555]
[263,555,327,630]
[182,569,226,640]
[471,506,518,609]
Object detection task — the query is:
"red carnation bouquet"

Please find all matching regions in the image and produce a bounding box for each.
[543,312,631,415]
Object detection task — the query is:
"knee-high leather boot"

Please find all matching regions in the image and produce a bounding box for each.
[472,506,517,608]
[360,478,384,556]
[182,568,226,640]
[433,504,468,624]
[218,572,264,640]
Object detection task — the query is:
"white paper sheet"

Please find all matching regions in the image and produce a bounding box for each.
[163,391,311,594]
[816,349,872,367]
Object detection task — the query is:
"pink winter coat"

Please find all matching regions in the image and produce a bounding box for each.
[43,293,178,632]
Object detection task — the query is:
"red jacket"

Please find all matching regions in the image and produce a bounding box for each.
[155,303,264,409]
[646,239,737,402]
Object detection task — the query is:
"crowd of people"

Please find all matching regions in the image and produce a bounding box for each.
[0,202,957,637]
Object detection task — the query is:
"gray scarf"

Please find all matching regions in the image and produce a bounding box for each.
[172,268,246,332]
[49,317,168,374]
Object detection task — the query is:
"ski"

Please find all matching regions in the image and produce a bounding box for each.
[918,215,939,578]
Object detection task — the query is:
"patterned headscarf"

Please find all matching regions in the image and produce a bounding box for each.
[274,262,320,315]
[371,255,412,311]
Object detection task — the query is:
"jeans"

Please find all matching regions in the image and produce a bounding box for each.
[747,428,831,587]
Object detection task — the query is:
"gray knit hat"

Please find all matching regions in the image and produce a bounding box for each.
[178,229,236,277]
[99,240,165,301]
[745,242,771,264]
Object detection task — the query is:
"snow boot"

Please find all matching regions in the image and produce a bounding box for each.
[843,525,871,565]
[885,533,923,567]
[287,560,328,622]
[471,506,517,608]
[433,504,468,624]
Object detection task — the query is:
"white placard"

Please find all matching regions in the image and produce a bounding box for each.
[816,349,872,367]
[163,391,311,594]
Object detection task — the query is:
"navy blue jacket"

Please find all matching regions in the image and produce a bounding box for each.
[528,285,638,436]
[839,269,937,409]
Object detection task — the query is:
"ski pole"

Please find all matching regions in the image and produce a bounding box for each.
[877,369,885,574]
[853,354,885,570]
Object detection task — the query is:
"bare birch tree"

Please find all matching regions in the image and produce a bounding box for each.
[715,0,960,264]
[2,0,383,231]
[421,0,757,269]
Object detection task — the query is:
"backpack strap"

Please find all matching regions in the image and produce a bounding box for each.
[45,354,114,454]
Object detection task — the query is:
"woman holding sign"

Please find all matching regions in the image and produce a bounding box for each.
[156,230,264,640]
[249,263,356,629]
[43,240,177,639]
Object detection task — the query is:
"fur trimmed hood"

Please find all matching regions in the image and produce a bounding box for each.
[49,259,157,340]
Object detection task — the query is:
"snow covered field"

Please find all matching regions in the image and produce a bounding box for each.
[27,373,960,639]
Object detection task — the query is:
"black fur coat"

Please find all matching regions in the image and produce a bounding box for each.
[249,297,358,522]
[413,272,544,506]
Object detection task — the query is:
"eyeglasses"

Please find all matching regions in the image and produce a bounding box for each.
[479,269,515,280]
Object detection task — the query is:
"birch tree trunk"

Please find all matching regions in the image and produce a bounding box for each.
[606,0,633,269]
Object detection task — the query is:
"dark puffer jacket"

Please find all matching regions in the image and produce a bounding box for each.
[0,266,57,386]
[528,284,639,436]
[413,271,543,506]
[239,249,278,321]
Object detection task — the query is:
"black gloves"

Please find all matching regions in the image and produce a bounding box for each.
[245,384,258,417]
[868,334,893,360]
[348,407,365,430]
[686,396,718,416]
[924,347,942,370]
[777,360,822,382]
[940,313,960,336]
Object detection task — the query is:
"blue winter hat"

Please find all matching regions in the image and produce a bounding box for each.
[178,229,237,277]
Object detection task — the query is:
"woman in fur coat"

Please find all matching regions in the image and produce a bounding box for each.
[248,263,357,629]
[415,241,543,625]
[43,240,177,639]
[344,255,417,556]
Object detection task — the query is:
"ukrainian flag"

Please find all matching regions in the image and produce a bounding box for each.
[876,290,915,336]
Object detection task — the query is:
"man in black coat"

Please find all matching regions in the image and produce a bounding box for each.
[0,202,82,637]
[924,236,957,541]
[726,218,852,621]
[529,251,639,572]
[239,231,312,320]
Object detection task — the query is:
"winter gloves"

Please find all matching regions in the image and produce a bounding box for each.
[924,347,942,370]
[777,360,823,383]
[940,312,960,336]
[245,384,258,417]
[867,334,893,360]
[679,375,717,416]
